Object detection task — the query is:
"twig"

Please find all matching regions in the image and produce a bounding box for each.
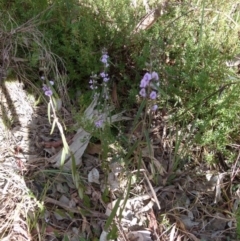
[143,171,161,210]
[45,197,107,219]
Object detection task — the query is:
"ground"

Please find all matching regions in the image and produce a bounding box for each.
[0,79,239,241]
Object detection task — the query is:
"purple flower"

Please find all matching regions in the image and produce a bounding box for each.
[45,89,53,97]
[151,72,159,81]
[152,104,158,111]
[100,72,106,78]
[42,84,48,92]
[103,77,109,82]
[40,76,45,80]
[42,84,53,97]
[140,78,147,88]
[89,79,93,84]
[101,54,109,64]
[140,73,151,88]
[139,88,146,97]
[100,50,110,68]
[49,80,54,85]
[95,119,104,128]
[144,72,151,80]
[149,91,157,100]
[100,72,109,82]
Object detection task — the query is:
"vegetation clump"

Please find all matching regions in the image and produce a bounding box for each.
[1,0,240,240]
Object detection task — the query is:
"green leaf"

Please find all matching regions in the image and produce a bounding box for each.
[107,223,118,240]
[132,98,146,128]
[71,152,84,199]
[63,234,70,241]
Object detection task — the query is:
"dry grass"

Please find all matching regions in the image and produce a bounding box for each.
[0,10,69,106]
[0,163,40,241]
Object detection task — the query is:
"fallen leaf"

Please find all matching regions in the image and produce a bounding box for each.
[127,230,152,241]
[53,209,68,221]
[59,195,70,206]
[99,230,114,241]
[107,172,120,191]
[45,225,56,234]
[88,168,100,184]
[206,212,227,231]
[179,215,199,229]
[214,173,226,204]
[56,183,69,193]
[86,143,102,155]
[169,224,176,241]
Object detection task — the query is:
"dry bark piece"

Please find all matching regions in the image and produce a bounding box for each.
[133,1,169,34]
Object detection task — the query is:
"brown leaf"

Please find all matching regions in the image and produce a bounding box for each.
[45,225,56,234]
[148,209,161,237]
[86,143,102,155]
[42,135,73,148]
[43,139,63,148]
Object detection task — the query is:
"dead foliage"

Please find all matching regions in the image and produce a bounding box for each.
[0,10,69,106]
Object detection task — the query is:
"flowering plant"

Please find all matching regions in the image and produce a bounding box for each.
[41,77,55,97]
[139,71,160,111]
[89,50,111,128]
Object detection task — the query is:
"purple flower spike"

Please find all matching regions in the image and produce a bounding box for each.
[139,88,146,97]
[95,119,104,128]
[152,104,158,111]
[150,91,157,100]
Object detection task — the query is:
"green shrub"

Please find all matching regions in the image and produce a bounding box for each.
[140,0,240,164]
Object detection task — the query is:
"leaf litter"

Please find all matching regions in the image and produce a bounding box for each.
[0,82,240,240]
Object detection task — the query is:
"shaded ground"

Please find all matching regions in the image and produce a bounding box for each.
[0,79,239,241]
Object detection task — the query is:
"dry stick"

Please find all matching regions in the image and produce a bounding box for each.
[231,149,240,182]
[45,197,107,219]
[143,171,161,210]
[115,217,128,241]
